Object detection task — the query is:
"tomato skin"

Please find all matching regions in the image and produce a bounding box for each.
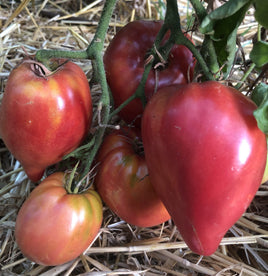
[104,20,195,126]
[0,60,92,182]
[95,128,170,227]
[15,172,103,266]
[141,81,267,255]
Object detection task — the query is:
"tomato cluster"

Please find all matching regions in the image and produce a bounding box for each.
[0,19,266,266]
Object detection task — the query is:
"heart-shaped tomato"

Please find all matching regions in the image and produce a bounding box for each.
[15,172,103,266]
[141,81,267,255]
[0,59,92,182]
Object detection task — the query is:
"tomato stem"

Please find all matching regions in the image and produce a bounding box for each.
[79,0,118,179]
[164,0,215,81]
[35,50,88,70]
[109,0,215,121]
[65,162,80,194]
[35,0,117,68]
[189,0,220,77]
[35,0,117,181]
[235,63,256,90]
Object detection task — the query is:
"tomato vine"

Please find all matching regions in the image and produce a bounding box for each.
[36,0,117,179]
[33,0,268,181]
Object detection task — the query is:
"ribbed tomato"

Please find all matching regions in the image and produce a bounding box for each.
[142,81,266,255]
[0,59,92,182]
[15,172,103,266]
[95,127,170,227]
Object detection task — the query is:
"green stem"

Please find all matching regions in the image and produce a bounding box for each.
[35,49,88,69]
[165,0,181,31]
[189,0,220,76]
[35,0,117,70]
[80,54,110,179]
[110,0,214,122]
[109,60,153,120]
[189,0,207,21]
[86,0,117,57]
[35,0,117,180]
[175,33,214,80]
[79,0,117,179]
[65,162,80,194]
[164,0,214,81]
[235,63,256,90]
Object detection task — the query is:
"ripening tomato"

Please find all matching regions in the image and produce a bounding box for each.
[95,127,170,227]
[142,81,267,255]
[15,172,103,266]
[0,59,92,182]
[104,20,195,126]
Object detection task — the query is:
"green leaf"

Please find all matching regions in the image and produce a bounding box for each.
[200,0,252,35]
[199,0,252,78]
[254,92,268,135]
[251,83,268,107]
[213,26,238,78]
[254,0,268,29]
[250,41,268,67]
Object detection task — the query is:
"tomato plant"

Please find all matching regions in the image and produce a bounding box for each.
[141,81,267,255]
[104,20,196,126]
[0,59,92,182]
[95,127,170,227]
[15,172,103,266]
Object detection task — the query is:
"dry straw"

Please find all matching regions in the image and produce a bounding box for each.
[0,0,267,275]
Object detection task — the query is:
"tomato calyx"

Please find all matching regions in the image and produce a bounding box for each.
[118,128,144,157]
[132,137,145,156]
[21,59,52,79]
[64,162,95,195]
[144,44,168,71]
[31,62,48,78]
[22,58,69,79]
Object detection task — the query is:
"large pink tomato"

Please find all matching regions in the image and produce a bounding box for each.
[142,81,267,255]
[0,59,92,182]
[104,20,196,126]
[15,172,103,266]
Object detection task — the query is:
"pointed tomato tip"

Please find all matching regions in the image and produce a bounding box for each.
[183,232,221,256]
[24,168,45,182]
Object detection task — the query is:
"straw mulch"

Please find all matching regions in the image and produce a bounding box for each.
[0,0,267,275]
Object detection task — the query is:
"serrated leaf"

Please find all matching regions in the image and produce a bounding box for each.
[250,41,268,67]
